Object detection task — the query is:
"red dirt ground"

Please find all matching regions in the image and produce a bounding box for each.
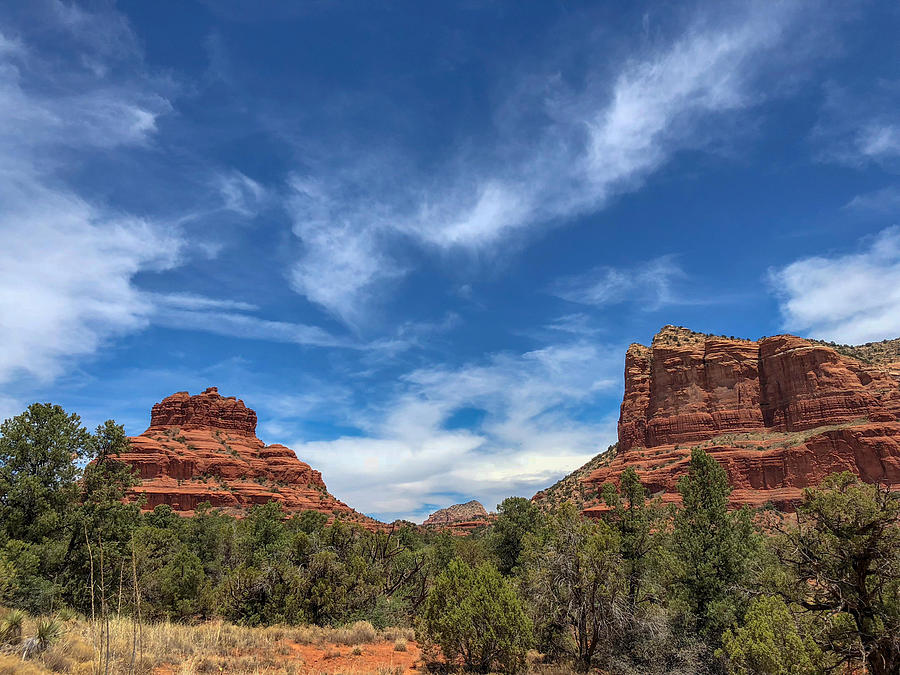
[153,639,422,674]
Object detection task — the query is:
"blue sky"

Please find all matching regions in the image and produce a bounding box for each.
[1,1,899,522]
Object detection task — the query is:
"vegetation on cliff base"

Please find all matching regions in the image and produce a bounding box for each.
[1,402,899,674]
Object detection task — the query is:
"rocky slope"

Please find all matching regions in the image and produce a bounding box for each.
[119,387,376,526]
[532,445,618,511]
[423,500,493,533]
[547,326,900,514]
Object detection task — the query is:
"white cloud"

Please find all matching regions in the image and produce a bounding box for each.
[550,256,686,309]
[286,3,814,324]
[770,226,900,344]
[544,313,603,337]
[845,186,900,214]
[287,340,621,521]
[0,7,310,385]
[147,293,258,313]
[0,395,25,424]
[287,176,410,326]
[150,307,349,348]
[0,185,181,383]
[857,124,900,161]
[813,81,900,167]
[0,11,181,385]
[216,170,268,216]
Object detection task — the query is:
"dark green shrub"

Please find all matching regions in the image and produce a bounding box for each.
[421,559,531,673]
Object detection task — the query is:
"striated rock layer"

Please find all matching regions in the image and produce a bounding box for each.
[423,500,494,534]
[581,326,900,515]
[120,387,377,527]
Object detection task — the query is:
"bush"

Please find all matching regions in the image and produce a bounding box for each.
[720,595,826,674]
[421,559,531,673]
[335,620,377,645]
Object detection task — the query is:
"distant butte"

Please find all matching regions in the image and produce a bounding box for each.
[119,387,377,527]
[423,500,494,533]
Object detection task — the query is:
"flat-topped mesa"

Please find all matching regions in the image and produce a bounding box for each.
[149,386,257,436]
[119,388,378,528]
[577,327,900,514]
[619,330,900,453]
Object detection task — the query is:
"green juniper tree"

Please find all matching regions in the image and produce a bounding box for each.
[775,473,900,675]
[719,595,828,674]
[0,404,92,611]
[62,420,143,616]
[491,496,545,575]
[601,466,666,610]
[422,559,532,674]
[600,466,673,670]
[670,448,760,649]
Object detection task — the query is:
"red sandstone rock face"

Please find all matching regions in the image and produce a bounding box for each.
[120,387,377,527]
[581,326,900,513]
[423,500,494,533]
[149,387,257,436]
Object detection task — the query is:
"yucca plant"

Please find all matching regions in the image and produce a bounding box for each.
[0,609,25,646]
[21,617,63,659]
[56,607,76,622]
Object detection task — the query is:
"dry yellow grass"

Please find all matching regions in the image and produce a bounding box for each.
[3,610,573,674]
[0,609,422,674]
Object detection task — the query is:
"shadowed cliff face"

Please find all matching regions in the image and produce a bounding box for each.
[119,387,377,527]
[583,326,900,514]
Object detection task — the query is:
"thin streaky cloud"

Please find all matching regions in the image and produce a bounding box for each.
[844,186,900,214]
[286,2,820,325]
[550,256,687,309]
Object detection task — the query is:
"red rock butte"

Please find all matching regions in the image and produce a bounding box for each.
[423,500,494,534]
[581,326,900,516]
[120,387,376,527]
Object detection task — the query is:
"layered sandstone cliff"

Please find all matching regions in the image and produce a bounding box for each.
[423,500,493,533]
[576,326,900,514]
[120,387,376,526]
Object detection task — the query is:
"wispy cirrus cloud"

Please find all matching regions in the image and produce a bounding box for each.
[149,305,349,349]
[813,80,900,168]
[844,186,900,214]
[0,6,183,384]
[285,2,825,325]
[550,256,687,309]
[216,170,269,217]
[770,226,900,344]
[0,5,317,385]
